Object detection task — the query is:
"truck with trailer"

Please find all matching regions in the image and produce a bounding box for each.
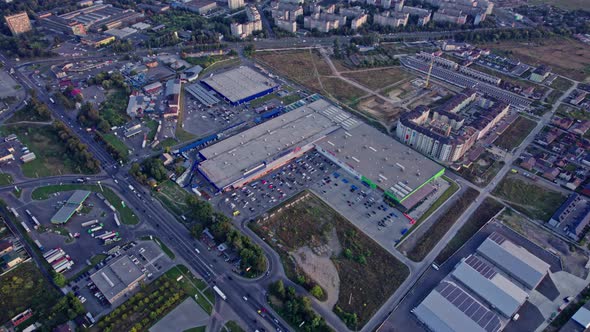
[81,219,99,227]
[114,214,120,226]
[31,216,41,227]
[21,222,31,233]
[34,240,44,251]
[10,208,19,218]
[46,250,66,264]
[87,224,104,234]
[43,249,59,259]
[213,286,227,301]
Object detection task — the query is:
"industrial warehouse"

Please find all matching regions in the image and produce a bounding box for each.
[201,66,278,105]
[413,232,551,332]
[90,256,145,304]
[197,98,443,207]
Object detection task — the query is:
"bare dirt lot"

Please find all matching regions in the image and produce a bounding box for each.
[480,38,590,81]
[355,96,405,126]
[255,50,416,127]
[251,191,409,329]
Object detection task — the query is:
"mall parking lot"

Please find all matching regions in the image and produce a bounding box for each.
[215,152,339,220]
[311,172,413,252]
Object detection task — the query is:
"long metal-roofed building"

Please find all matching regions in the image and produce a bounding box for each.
[198,97,444,207]
[315,122,444,208]
[413,280,503,332]
[201,66,278,105]
[413,232,552,332]
[451,255,528,318]
[476,232,550,290]
[197,98,349,190]
[51,190,91,224]
[90,256,145,304]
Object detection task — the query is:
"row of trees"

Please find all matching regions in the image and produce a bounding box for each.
[185,196,267,277]
[269,280,332,332]
[94,133,129,163]
[97,275,188,332]
[54,121,101,173]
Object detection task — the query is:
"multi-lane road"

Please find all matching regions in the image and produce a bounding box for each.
[0,52,296,332]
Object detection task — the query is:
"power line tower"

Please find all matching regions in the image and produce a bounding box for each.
[425,56,434,89]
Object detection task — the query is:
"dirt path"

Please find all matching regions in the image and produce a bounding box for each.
[291,227,343,310]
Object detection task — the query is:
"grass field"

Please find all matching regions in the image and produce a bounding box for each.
[494,116,537,150]
[164,265,214,314]
[546,89,562,105]
[155,180,191,217]
[183,327,206,332]
[320,77,367,104]
[342,67,412,91]
[400,177,459,241]
[251,191,409,329]
[435,198,504,265]
[556,103,590,120]
[32,184,139,225]
[0,172,13,185]
[101,133,129,159]
[101,88,130,127]
[0,262,61,324]
[480,38,590,81]
[0,124,95,177]
[145,119,159,142]
[223,321,246,332]
[255,50,367,106]
[492,176,567,221]
[551,76,575,92]
[407,187,480,262]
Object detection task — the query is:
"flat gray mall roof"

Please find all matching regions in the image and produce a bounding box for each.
[201,66,277,103]
[198,99,353,188]
[90,256,145,303]
[315,123,443,200]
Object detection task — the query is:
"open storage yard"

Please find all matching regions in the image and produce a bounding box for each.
[250,191,409,329]
[492,175,567,221]
[480,38,590,81]
[493,116,537,151]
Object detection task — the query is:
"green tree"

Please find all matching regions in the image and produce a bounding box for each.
[52,271,66,287]
[310,285,324,299]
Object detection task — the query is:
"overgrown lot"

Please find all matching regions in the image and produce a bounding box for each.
[436,198,504,264]
[493,116,537,151]
[406,187,480,262]
[251,191,409,329]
